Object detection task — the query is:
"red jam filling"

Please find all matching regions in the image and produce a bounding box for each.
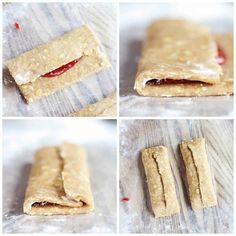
[32,201,59,207]
[32,201,85,207]
[41,57,82,78]
[146,79,208,86]
[217,44,227,65]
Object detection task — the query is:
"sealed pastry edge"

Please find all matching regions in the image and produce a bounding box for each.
[141,145,180,217]
[179,138,217,211]
[23,143,94,215]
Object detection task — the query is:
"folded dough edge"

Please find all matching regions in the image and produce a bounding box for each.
[23,143,94,215]
[134,19,224,96]
[134,32,233,97]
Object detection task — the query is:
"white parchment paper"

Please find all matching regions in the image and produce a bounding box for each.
[3,2,116,117]
[3,120,117,233]
[119,3,233,117]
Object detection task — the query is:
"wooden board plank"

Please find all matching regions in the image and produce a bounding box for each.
[3,2,116,116]
[119,119,233,233]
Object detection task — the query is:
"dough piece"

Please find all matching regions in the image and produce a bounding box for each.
[134,19,223,96]
[70,91,117,117]
[23,143,94,215]
[179,138,217,210]
[141,146,180,217]
[136,33,233,97]
[6,25,110,103]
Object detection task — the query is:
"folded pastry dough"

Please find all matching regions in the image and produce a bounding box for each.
[134,19,226,96]
[142,146,180,217]
[70,91,116,117]
[179,138,217,210]
[6,25,110,103]
[23,143,94,215]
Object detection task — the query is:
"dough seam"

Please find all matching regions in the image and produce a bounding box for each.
[187,146,203,206]
[141,146,180,217]
[153,153,166,208]
[23,143,94,215]
[179,138,217,210]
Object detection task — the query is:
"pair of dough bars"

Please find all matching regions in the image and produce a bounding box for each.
[142,138,217,218]
[134,19,233,97]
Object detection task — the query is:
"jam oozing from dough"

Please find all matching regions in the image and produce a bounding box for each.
[217,44,227,65]
[41,57,82,78]
[146,79,209,86]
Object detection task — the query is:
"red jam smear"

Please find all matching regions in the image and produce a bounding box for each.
[41,57,82,78]
[15,22,21,30]
[121,197,130,202]
[217,44,227,65]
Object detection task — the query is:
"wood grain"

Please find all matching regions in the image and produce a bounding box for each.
[3,2,116,117]
[119,119,233,233]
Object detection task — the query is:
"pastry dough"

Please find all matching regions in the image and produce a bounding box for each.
[142,146,180,217]
[6,25,110,103]
[134,19,224,96]
[23,143,94,215]
[179,138,217,210]
[70,91,116,117]
[136,33,233,96]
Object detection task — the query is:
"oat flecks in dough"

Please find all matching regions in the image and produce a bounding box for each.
[70,91,117,117]
[134,19,234,97]
[6,25,111,103]
[23,143,94,215]
[179,138,217,211]
[141,145,180,217]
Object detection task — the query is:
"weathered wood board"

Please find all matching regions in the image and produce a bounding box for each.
[119,119,233,233]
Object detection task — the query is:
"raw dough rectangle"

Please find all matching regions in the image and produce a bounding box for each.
[179,138,217,210]
[136,33,233,97]
[134,19,222,96]
[23,143,94,215]
[70,91,117,117]
[6,25,110,103]
[141,146,180,217]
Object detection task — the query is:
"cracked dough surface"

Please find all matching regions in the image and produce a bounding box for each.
[141,146,180,217]
[23,143,94,215]
[179,138,217,210]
